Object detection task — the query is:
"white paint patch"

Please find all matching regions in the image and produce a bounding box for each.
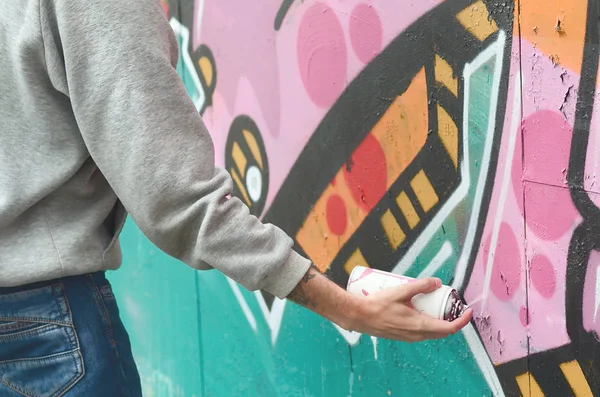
[246,165,262,202]
[418,241,453,279]
[169,18,206,111]
[348,371,355,396]
[594,265,600,323]
[226,278,257,331]
[254,291,287,345]
[194,0,205,45]
[333,324,362,345]
[123,295,143,322]
[141,368,190,397]
[371,336,379,360]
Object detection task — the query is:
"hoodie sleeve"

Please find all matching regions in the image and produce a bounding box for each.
[39,0,311,298]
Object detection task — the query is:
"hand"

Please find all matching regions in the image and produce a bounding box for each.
[285,265,472,343]
[344,277,473,342]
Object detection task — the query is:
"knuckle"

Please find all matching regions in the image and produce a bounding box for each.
[414,318,427,332]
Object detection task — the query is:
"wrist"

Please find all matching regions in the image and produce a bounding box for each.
[336,293,368,331]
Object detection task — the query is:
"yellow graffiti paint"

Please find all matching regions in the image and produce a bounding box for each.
[296,68,429,271]
[515,372,545,397]
[373,67,429,189]
[410,170,439,213]
[518,0,587,74]
[198,57,213,87]
[380,209,406,250]
[456,0,499,41]
[396,192,420,229]
[243,129,264,170]
[437,105,459,168]
[231,142,247,177]
[559,360,593,397]
[434,54,458,96]
[344,248,370,275]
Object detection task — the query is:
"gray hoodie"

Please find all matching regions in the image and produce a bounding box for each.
[0,0,310,298]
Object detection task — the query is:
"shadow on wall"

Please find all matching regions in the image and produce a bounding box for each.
[109,0,600,395]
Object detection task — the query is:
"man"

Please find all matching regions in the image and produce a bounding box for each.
[0,0,472,395]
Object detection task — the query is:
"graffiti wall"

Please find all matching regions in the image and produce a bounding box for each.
[108,0,600,395]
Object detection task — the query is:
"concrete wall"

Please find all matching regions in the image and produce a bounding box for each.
[108,0,600,395]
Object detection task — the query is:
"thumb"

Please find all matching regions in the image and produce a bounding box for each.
[393,277,442,301]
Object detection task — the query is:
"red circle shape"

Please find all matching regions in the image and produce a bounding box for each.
[326,194,348,235]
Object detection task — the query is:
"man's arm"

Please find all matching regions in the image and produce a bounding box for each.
[286,266,473,342]
[41,0,310,298]
[286,264,350,324]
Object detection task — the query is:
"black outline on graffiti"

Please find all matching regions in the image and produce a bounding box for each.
[263,0,513,292]
[274,0,296,31]
[168,0,217,115]
[225,116,270,218]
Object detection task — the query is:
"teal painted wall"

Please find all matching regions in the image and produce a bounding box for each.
[109,0,600,395]
[110,220,490,396]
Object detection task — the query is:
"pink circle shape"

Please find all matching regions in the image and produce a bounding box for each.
[482,223,522,301]
[519,305,529,327]
[522,110,572,186]
[297,3,348,108]
[349,4,383,64]
[525,182,578,240]
[530,254,557,298]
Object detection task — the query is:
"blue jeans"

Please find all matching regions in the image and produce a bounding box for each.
[0,272,142,396]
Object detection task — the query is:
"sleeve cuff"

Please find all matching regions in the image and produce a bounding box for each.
[262,249,312,299]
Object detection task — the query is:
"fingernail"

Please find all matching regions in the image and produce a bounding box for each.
[435,278,442,287]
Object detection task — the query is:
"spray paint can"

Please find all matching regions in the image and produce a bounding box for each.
[346,266,468,322]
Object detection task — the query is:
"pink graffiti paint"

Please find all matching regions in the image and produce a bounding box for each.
[522,110,573,188]
[297,3,348,108]
[481,222,522,302]
[525,182,578,241]
[529,253,557,299]
[465,39,582,364]
[200,0,440,216]
[349,4,383,64]
[198,1,283,137]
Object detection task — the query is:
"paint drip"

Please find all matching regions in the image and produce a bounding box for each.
[346,266,469,321]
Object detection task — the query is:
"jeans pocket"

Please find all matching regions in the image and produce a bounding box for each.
[0,284,84,397]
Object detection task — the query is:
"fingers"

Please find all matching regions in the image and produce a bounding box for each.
[419,307,473,335]
[393,277,442,301]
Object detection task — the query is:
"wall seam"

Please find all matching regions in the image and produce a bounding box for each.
[514,0,531,394]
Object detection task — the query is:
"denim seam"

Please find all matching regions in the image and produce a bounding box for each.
[51,285,66,325]
[1,350,83,397]
[0,322,27,332]
[87,276,115,344]
[0,323,57,342]
[0,347,81,366]
[87,275,131,397]
[0,317,71,327]
[55,284,85,397]
[0,380,33,397]
[54,287,76,349]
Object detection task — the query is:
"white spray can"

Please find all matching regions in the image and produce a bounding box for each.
[346,266,468,322]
